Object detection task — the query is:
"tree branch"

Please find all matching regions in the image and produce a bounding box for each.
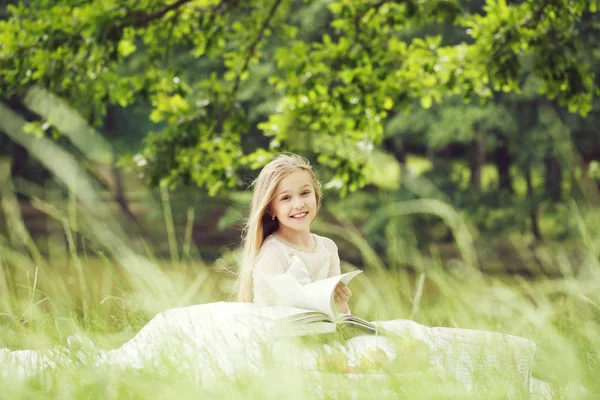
[106,0,233,58]
[532,0,550,21]
[231,0,283,96]
[116,0,233,33]
[213,0,283,133]
[128,0,194,29]
[352,0,390,45]
[523,0,550,28]
[325,0,390,94]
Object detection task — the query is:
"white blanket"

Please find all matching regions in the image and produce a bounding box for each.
[0,302,550,398]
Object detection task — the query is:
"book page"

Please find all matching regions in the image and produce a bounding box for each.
[263,270,362,320]
[299,270,361,319]
[339,271,361,285]
[338,314,377,333]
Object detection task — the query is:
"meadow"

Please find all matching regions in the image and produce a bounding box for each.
[0,177,599,399]
[2,1,600,397]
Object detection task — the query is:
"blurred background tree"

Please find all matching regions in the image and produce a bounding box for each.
[0,0,599,272]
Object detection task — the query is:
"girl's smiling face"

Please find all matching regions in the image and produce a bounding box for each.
[270,169,318,233]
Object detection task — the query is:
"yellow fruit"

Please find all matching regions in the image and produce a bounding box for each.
[396,338,428,353]
[345,365,361,374]
[316,354,328,371]
[328,352,349,373]
[392,338,431,372]
[316,351,349,373]
[360,347,389,372]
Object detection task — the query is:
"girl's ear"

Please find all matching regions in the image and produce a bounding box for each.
[267,209,275,220]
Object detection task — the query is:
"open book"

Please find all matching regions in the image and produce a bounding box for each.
[250,270,377,337]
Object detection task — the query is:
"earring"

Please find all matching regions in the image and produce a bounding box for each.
[271,215,275,221]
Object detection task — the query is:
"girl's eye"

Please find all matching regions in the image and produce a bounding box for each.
[302,191,311,195]
[281,196,290,201]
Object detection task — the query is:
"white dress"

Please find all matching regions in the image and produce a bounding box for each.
[252,234,342,307]
[0,234,552,398]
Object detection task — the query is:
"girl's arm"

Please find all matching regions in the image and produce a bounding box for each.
[324,237,351,314]
[325,238,342,278]
[252,242,288,307]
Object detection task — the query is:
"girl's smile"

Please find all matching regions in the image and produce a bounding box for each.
[290,211,308,220]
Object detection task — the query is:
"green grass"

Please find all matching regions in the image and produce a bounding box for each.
[1,145,599,398]
[2,89,598,398]
[1,183,599,399]
[0,156,9,184]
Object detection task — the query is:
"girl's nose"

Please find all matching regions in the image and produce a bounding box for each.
[293,199,304,209]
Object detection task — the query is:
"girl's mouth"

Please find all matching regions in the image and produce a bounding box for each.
[291,212,307,220]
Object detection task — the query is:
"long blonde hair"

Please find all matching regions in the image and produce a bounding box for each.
[235,153,322,302]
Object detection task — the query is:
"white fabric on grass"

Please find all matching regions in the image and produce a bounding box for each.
[1,302,552,398]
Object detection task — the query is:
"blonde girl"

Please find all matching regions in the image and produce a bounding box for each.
[234,153,352,313]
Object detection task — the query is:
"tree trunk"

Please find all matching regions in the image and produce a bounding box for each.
[493,135,513,192]
[104,106,140,227]
[580,157,600,202]
[382,137,406,165]
[544,155,562,202]
[470,137,485,189]
[10,143,28,179]
[525,167,542,240]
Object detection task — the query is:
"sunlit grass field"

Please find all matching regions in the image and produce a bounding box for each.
[1,180,599,399]
[2,84,599,398]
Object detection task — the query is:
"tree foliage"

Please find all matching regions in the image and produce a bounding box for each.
[1,0,599,195]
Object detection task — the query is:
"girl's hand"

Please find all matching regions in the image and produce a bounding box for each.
[334,282,352,314]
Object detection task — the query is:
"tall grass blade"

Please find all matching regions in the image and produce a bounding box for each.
[160,184,179,265]
[183,207,195,262]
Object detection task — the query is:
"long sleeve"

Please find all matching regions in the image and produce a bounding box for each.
[323,237,350,313]
[324,237,341,278]
[252,241,289,307]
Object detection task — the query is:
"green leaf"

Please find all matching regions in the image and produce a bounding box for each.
[383,97,393,110]
[117,39,136,58]
[421,96,433,109]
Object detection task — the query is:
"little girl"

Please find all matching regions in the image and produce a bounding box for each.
[235,153,352,312]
